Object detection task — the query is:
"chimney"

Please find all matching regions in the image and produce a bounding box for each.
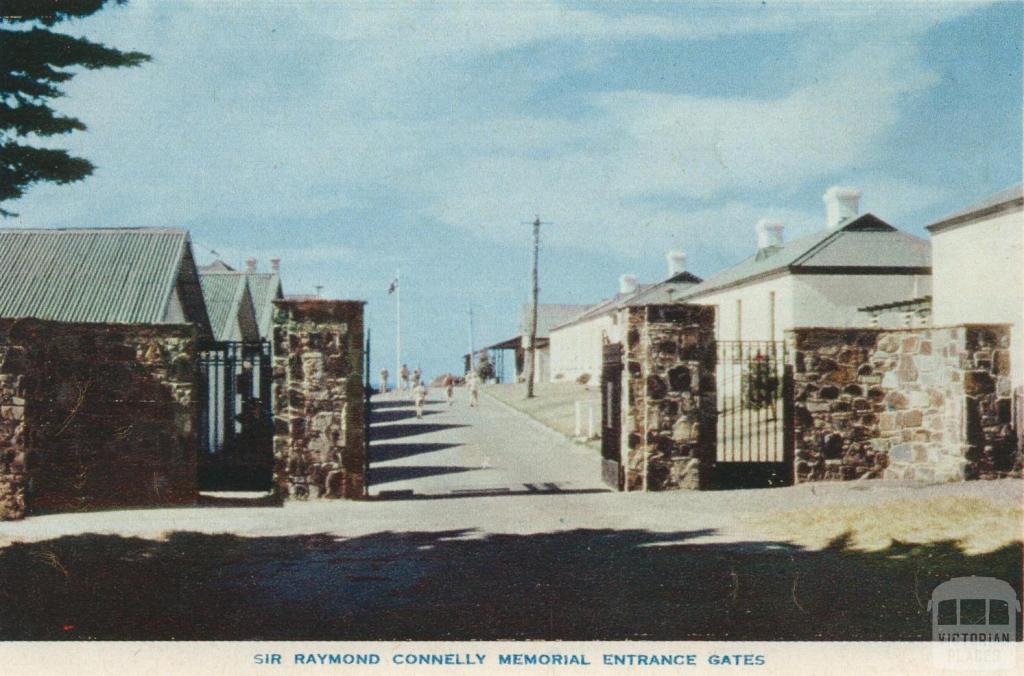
[665,250,687,277]
[823,186,861,229]
[756,219,785,250]
[618,274,639,295]
[270,257,281,273]
[245,257,258,272]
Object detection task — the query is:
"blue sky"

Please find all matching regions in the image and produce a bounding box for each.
[9,1,1022,379]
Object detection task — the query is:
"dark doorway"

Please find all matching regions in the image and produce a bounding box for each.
[601,342,624,490]
[197,340,274,491]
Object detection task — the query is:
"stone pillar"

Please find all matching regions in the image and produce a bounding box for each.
[0,343,27,520]
[272,300,366,499]
[622,304,717,491]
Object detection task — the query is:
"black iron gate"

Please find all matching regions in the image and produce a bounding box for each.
[197,340,274,490]
[714,340,794,488]
[600,342,624,490]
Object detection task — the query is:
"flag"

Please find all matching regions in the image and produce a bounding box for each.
[388,278,398,295]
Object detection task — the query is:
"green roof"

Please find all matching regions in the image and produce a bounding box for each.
[0,228,207,327]
[199,272,255,341]
[246,272,283,339]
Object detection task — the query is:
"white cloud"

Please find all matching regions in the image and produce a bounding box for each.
[9,1,980,259]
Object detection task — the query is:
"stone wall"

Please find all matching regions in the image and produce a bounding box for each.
[272,300,366,499]
[622,304,717,491]
[0,319,198,520]
[791,324,1018,483]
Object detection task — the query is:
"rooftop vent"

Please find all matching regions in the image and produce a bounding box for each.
[665,250,687,277]
[619,274,639,295]
[755,219,785,250]
[823,186,862,229]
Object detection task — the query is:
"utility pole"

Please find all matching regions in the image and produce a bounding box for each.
[526,215,543,399]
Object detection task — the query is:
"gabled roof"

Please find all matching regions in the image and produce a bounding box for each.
[246,272,284,339]
[677,214,930,300]
[927,183,1023,233]
[199,259,237,272]
[518,303,592,338]
[550,270,704,331]
[0,228,210,331]
[198,272,259,342]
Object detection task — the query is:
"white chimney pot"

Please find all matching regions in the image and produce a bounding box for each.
[618,274,639,295]
[755,220,785,249]
[823,186,862,229]
[665,250,687,277]
[270,257,281,273]
[245,257,258,272]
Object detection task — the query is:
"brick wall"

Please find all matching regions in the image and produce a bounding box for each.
[622,304,717,491]
[0,319,198,520]
[791,325,1018,482]
[272,300,366,499]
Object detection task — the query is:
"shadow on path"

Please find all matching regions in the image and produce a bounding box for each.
[370,423,468,441]
[1,527,1018,641]
[370,442,463,464]
[369,465,480,485]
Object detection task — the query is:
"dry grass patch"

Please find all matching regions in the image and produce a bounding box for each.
[485,381,601,450]
[742,494,1022,554]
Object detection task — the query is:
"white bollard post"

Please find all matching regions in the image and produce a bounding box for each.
[574,400,582,438]
[588,404,595,439]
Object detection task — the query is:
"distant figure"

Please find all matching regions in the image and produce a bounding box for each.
[400,364,410,391]
[443,374,455,406]
[413,382,429,419]
[379,367,389,394]
[466,370,480,408]
[413,366,423,388]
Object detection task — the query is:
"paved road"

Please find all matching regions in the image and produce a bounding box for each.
[0,390,1019,641]
[368,387,604,497]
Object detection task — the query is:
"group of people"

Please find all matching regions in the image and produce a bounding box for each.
[378,364,481,419]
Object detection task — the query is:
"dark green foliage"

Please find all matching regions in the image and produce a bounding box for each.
[475,351,495,381]
[0,0,149,216]
[742,354,780,410]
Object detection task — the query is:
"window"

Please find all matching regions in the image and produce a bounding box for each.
[735,299,743,341]
[769,291,776,341]
[937,599,957,625]
[990,599,1010,625]
[960,599,987,625]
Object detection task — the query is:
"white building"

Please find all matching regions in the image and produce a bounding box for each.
[926,184,1023,391]
[548,251,702,382]
[676,187,932,342]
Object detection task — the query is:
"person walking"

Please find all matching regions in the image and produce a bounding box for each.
[413,381,429,419]
[413,366,423,388]
[466,370,480,408]
[379,367,389,394]
[399,364,410,391]
[443,373,455,406]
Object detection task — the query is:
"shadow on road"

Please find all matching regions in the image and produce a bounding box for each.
[1,527,1018,641]
[370,423,468,441]
[369,464,480,485]
[370,442,463,463]
[371,486,611,501]
[370,408,442,424]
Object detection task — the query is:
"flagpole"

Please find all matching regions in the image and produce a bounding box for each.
[395,269,401,384]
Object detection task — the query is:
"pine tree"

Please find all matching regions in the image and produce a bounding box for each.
[0,0,149,216]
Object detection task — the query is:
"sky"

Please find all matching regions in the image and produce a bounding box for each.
[7,0,1023,380]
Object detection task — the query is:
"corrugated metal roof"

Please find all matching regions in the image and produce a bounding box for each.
[246,272,283,339]
[199,272,251,341]
[677,214,930,300]
[0,228,189,324]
